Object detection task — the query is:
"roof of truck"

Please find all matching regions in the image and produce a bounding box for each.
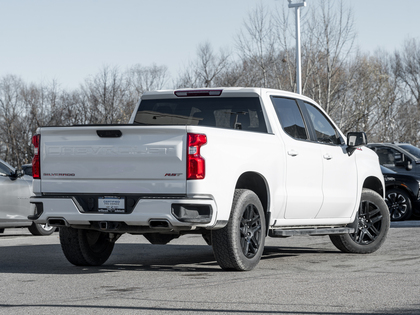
[141,87,315,103]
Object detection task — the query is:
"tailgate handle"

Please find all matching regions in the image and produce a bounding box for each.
[96,130,122,138]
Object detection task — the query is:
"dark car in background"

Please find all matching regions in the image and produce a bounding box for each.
[0,160,55,235]
[368,143,420,175]
[21,164,33,176]
[381,166,420,221]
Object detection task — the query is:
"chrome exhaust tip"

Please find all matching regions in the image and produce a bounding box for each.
[47,217,69,227]
[149,220,171,229]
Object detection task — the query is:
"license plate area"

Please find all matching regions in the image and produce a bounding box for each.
[70,194,186,214]
[98,196,125,213]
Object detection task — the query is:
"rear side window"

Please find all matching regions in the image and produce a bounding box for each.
[271,97,308,140]
[134,97,267,133]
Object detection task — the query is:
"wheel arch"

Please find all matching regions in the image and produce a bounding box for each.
[235,172,270,232]
[363,176,384,198]
[386,184,416,199]
[236,172,269,211]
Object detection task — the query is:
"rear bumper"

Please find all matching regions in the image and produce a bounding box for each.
[30,195,220,231]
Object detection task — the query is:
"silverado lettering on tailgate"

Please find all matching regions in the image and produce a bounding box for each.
[46,146,177,156]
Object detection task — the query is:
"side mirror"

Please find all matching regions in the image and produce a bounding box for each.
[395,156,412,170]
[9,169,24,180]
[17,170,25,177]
[346,132,367,156]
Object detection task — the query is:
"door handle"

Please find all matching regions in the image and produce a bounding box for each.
[323,154,332,160]
[96,130,122,138]
[288,150,299,157]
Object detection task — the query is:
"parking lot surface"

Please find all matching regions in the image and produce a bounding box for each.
[1,221,419,314]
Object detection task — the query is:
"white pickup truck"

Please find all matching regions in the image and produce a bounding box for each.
[30,88,389,271]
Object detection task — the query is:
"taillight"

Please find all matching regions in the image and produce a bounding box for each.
[187,133,207,180]
[32,134,40,179]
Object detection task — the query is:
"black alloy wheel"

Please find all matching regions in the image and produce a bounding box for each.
[212,189,266,271]
[350,198,384,245]
[330,188,390,254]
[385,188,412,221]
[239,204,263,259]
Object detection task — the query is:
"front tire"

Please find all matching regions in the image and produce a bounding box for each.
[330,188,390,254]
[385,188,412,221]
[59,227,115,266]
[212,189,266,271]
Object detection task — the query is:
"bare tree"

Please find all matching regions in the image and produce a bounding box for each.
[3,6,420,167]
[0,75,24,165]
[175,42,230,88]
[273,2,322,93]
[304,0,356,115]
[394,38,420,106]
[80,65,130,124]
[127,63,169,98]
[195,42,230,87]
[236,4,276,88]
[336,52,397,137]
[392,38,420,144]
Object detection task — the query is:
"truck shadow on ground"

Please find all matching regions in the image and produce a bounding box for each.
[0,242,340,275]
[1,303,419,315]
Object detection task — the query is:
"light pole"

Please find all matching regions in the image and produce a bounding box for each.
[288,0,306,95]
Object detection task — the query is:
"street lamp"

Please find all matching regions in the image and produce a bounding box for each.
[288,0,306,95]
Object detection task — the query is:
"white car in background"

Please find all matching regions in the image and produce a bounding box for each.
[0,159,55,235]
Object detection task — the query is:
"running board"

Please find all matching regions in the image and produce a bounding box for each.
[269,227,355,237]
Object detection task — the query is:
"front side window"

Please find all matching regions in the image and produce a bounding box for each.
[271,97,308,140]
[304,102,343,145]
[134,97,267,133]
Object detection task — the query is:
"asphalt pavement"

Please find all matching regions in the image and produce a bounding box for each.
[0,221,419,315]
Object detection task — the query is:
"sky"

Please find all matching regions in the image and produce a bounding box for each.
[1,0,419,91]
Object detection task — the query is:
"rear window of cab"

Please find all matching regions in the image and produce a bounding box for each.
[134,97,267,133]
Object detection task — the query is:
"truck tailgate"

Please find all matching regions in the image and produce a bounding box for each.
[39,125,187,194]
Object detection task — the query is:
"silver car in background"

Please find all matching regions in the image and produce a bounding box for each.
[0,159,55,235]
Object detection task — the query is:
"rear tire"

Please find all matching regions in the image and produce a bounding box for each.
[212,189,266,271]
[202,232,212,245]
[59,227,114,266]
[28,222,56,236]
[330,188,390,254]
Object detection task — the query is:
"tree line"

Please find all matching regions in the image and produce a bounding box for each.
[1,0,419,168]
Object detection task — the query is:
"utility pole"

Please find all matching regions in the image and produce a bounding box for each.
[288,0,306,95]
